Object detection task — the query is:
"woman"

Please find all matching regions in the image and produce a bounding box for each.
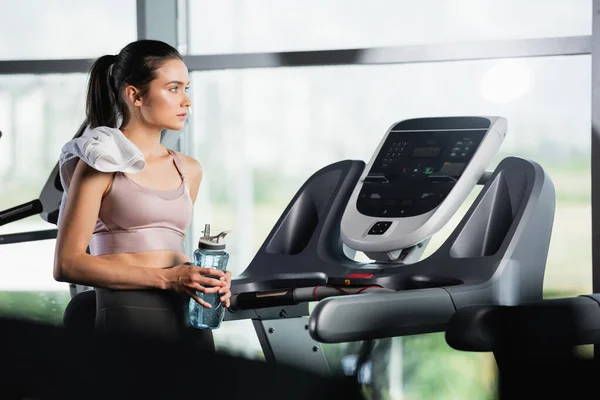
[53,39,231,349]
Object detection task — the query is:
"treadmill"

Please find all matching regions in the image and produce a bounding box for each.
[0,116,557,385]
[224,116,556,376]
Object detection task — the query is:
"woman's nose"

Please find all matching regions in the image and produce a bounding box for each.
[182,93,192,107]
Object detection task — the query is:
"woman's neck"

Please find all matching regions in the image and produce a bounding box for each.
[119,120,165,159]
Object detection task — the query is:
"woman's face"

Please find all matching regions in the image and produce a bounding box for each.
[136,58,192,131]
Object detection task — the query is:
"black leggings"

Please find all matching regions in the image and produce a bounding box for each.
[95,287,214,352]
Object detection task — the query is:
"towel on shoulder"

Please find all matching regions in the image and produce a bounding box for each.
[57,125,145,226]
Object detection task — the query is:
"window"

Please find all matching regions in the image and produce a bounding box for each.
[0,74,87,209]
[188,54,590,398]
[187,0,591,54]
[0,0,137,60]
[0,233,69,325]
[0,73,88,323]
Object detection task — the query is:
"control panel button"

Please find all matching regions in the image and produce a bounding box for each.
[368,221,393,235]
[440,162,466,177]
[364,174,389,183]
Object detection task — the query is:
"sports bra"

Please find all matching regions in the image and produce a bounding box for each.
[89,149,193,256]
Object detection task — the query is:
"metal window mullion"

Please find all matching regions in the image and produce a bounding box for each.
[0,36,592,75]
[181,35,591,71]
[591,0,600,305]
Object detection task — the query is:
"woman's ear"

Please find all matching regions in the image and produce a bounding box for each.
[125,85,143,107]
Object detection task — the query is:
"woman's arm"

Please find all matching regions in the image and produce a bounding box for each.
[53,159,168,290]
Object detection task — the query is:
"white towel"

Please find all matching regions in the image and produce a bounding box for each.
[57,126,146,227]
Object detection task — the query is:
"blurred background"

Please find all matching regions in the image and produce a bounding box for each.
[0,1,594,398]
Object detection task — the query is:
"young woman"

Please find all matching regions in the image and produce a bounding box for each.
[53,39,231,348]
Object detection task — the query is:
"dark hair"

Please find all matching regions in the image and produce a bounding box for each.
[85,40,182,129]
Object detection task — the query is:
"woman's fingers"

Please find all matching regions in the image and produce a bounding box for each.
[197,276,226,288]
[219,291,231,303]
[184,288,212,308]
[182,271,225,287]
[188,282,221,294]
[193,267,225,278]
[181,266,230,308]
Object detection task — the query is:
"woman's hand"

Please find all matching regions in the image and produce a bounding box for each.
[218,271,232,308]
[162,263,227,308]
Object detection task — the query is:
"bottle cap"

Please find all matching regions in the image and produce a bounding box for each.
[198,224,231,250]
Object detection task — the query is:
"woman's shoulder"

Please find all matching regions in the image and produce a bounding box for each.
[171,150,202,177]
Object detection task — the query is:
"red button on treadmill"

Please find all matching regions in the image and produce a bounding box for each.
[346,273,374,279]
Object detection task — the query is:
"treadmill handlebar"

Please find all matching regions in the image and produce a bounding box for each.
[0,199,43,227]
[309,287,456,343]
[445,296,600,352]
[0,228,58,245]
[228,285,392,312]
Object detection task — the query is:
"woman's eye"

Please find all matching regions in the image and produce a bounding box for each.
[170,87,178,92]
[185,86,190,92]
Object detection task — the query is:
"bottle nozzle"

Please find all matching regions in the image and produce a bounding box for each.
[202,224,211,238]
[199,223,231,246]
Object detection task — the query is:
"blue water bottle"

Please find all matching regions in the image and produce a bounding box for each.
[189,224,230,330]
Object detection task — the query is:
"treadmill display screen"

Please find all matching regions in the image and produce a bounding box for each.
[357,129,487,218]
[411,146,441,158]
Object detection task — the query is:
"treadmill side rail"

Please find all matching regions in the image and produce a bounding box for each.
[309,288,456,343]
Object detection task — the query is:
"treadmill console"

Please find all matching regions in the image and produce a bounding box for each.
[341,116,506,261]
[358,130,484,219]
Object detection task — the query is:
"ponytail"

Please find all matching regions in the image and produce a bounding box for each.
[86,54,118,129]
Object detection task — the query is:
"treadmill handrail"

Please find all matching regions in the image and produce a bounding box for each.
[0,200,43,227]
[0,228,58,245]
[445,296,600,352]
[308,287,457,343]
[229,285,393,311]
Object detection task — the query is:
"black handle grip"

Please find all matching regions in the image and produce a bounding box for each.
[0,200,43,227]
[0,229,58,245]
[446,296,600,351]
[230,286,392,311]
[231,289,298,311]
